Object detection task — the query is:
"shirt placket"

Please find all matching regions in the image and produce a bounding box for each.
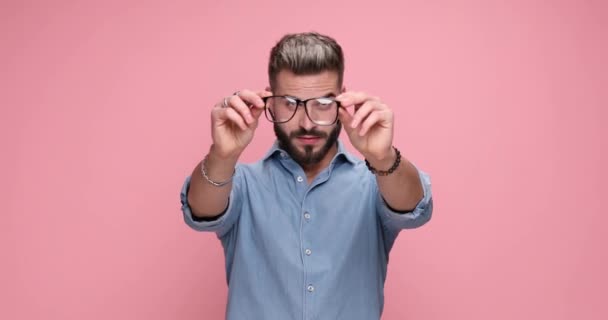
[278,152,337,320]
[300,168,334,320]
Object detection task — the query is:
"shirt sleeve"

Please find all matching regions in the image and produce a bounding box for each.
[376,166,433,230]
[179,166,244,237]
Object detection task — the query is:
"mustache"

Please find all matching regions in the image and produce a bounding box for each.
[290,128,328,139]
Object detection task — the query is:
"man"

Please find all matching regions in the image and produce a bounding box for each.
[180,32,433,320]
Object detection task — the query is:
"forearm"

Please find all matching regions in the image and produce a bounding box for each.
[368,149,424,212]
[187,146,240,218]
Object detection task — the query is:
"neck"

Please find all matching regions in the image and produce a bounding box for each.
[301,142,339,182]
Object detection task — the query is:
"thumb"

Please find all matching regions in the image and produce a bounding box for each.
[338,107,356,137]
[251,90,272,120]
[251,104,264,120]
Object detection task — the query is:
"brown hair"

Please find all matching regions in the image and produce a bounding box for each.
[268,32,344,89]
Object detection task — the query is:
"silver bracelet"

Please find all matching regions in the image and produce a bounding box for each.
[200,155,235,187]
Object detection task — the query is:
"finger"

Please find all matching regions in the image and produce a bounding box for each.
[350,100,380,128]
[228,94,255,125]
[238,89,265,109]
[221,107,248,131]
[257,90,273,98]
[358,110,385,136]
[336,91,372,107]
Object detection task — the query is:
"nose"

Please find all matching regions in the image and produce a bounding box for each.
[296,103,315,130]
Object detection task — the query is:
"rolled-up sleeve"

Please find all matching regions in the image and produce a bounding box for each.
[180,168,243,236]
[376,167,433,230]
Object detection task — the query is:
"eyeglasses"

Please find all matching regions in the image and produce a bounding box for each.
[262,95,340,126]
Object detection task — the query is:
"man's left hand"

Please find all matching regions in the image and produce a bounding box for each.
[337,92,395,164]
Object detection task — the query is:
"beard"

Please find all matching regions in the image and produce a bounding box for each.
[274,121,342,167]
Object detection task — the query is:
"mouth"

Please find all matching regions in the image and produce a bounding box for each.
[296,135,323,145]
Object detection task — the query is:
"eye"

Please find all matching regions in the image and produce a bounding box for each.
[285,97,298,106]
[315,98,334,105]
[310,97,336,110]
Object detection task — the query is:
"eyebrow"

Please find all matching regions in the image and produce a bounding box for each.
[285,92,337,100]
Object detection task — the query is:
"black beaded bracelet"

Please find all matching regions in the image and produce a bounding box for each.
[365,147,401,176]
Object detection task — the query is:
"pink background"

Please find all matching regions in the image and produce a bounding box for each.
[2,0,606,319]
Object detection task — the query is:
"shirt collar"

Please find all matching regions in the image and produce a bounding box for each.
[262,139,358,165]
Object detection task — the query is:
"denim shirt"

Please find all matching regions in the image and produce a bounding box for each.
[180,140,433,320]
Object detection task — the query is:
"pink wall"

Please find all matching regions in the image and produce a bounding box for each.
[2,0,606,319]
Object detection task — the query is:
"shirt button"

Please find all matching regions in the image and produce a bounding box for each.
[305,249,312,256]
[304,212,311,220]
[307,285,315,292]
[280,152,287,158]
[296,176,304,183]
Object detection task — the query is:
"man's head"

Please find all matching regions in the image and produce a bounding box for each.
[267,32,345,167]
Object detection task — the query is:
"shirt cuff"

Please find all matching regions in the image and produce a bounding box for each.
[377,168,433,229]
[180,175,240,235]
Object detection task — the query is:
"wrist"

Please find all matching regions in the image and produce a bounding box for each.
[200,154,235,187]
[208,144,242,164]
[364,147,396,169]
[365,147,401,176]
[203,145,240,180]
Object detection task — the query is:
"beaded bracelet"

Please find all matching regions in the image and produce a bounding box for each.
[200,155,235,187]
[365,147,401,176]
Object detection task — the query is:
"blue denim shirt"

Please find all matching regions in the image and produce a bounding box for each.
[180,140,433,320]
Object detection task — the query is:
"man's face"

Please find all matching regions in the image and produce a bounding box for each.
[271,70,343,167]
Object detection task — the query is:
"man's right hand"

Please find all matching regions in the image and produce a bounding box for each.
[188,89,272,219]
[210,89,272,158]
